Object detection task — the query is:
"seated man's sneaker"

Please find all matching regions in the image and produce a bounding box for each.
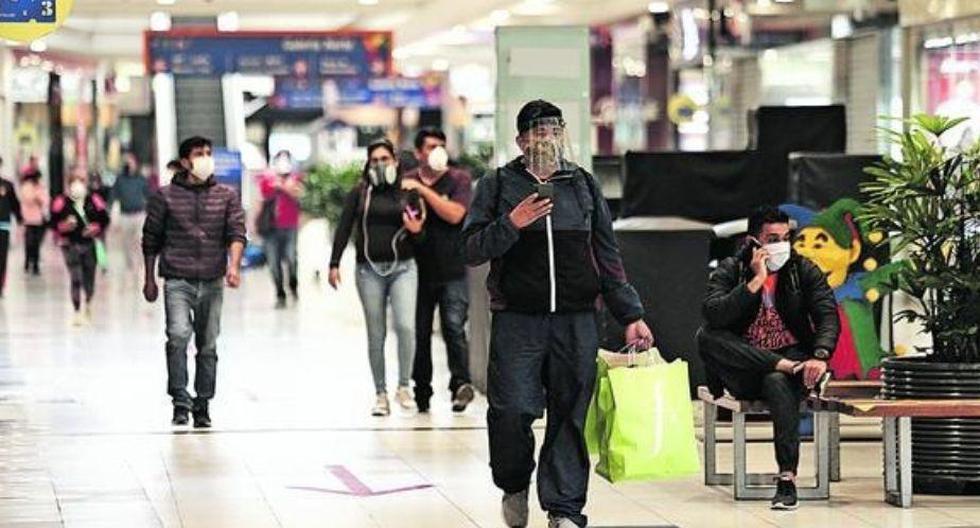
[771,478,799,510]
[501,488,529,527]
[547,514,580,528]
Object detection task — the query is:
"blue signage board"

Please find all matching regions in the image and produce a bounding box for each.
[271,76,442,109]
[213,148,243,196]
[0,0,56,23]
[145,30,393,78]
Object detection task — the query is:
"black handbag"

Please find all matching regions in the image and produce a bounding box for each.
[257,192,278,237]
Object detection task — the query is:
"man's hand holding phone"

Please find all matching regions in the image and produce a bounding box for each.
[747,245,770,293]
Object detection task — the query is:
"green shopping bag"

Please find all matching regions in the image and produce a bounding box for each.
[586,348,701,482]
[95,239,109,271]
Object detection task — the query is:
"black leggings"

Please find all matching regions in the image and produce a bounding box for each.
[61,243,97,310]
[0,230,8,294]
[24,225,45,273]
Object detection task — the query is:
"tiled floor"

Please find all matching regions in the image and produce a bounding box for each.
[1,238,977,527]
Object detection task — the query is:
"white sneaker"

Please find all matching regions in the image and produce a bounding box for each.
[371,393,390,417]
[395,386,417,410]
[71,311,86,327]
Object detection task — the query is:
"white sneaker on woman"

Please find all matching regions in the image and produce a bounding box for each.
[371,393,390,417]
[395,386,417,410]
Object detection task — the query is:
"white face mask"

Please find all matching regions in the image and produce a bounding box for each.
[274,157,293,175]
[764,241,792,272]
[190,156,215,181]
[427,146,449,174]
[69,181,87,201]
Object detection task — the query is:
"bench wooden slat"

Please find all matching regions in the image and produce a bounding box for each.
[810,397,980,418]
[824,380,882,399]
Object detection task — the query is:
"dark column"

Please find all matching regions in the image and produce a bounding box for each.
[48,72,64,197]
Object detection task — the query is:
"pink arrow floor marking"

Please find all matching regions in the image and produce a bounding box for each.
[289,465,433,497]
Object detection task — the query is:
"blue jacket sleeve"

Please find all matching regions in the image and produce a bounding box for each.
[588,174,645,325]
[462,171,520,266]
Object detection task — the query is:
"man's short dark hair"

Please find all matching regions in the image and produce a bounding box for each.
[166,159,182,171]
[414,128,446,150]
[517,100,563,134]
[748,205,791,236]
[178,136,212,160]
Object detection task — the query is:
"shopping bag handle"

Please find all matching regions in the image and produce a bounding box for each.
[615,343,643,368]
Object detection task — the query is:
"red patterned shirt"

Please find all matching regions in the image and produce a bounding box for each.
[744,275,799,350]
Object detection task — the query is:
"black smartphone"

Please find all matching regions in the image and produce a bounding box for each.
[536,182,554,200]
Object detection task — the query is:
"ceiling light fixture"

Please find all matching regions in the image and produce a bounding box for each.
[150,11,172,32]
[358,0,380,5]
[647,1,669,13]
[29,40,47,53]
[217,11,240,32]
[156,0,177,5]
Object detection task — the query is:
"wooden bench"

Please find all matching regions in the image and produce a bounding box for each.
[699,386,834,500]
[808,396,980,508]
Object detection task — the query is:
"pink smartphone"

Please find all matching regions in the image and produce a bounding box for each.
[405,205,420,221]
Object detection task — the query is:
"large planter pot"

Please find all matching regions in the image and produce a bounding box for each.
[881,356,980,495]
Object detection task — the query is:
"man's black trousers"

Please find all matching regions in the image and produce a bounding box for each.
[698,328,808,475]
[487,311,598,528]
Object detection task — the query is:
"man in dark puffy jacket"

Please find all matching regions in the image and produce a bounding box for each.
[698,205,840,511]
[463,100,654,528]
[142,136,247,429]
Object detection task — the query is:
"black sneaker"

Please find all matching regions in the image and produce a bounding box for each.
[416,398,430,413]
[771,478,798,510]
[172,407,190,426]
[192,405,211,429]
[452,384,476,413]
[275,297,287,310]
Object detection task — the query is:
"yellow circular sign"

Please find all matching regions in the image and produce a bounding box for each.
[0,0,75,43]
[667,93,699,125]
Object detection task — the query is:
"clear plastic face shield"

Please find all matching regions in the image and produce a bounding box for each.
[520,116,573,179]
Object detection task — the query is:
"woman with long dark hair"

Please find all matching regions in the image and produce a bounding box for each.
[329,139,426,416]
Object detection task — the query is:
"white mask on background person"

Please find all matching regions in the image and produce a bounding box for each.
[190,156,215,181]
[764,241,792,272]
[274,157,293,175]
[69,181,88,201]
[427,146,449,174]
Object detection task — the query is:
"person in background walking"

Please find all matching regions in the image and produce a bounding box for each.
[50,168,110,325]
[259,150,304,308]
[329,138,426,417]
[112,152,150,272]
[0,157,23,297]
[142,136,247,429]
[402,129,476,413]
[19,169,49,276]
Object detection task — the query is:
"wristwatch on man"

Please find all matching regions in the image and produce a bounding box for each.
[813,348,831,360]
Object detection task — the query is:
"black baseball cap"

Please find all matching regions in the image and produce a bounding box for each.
[517,100,564,133]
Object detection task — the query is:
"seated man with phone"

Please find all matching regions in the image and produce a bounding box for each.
[697,205,840,511]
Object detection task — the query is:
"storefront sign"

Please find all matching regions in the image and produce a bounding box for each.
[145,31,393,78]
[0,0,73,42]
[271,76,441,109]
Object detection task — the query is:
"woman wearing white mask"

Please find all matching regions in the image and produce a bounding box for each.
[50,168,111,326]
[328,139,426,417]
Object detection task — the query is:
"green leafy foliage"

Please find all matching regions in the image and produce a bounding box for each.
[860,115,980,362]
[299,163,363,226]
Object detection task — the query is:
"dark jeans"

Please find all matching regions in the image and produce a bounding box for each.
[413,277,471,404]
[60,243,97,310]
[697,327,807,474]
[164,278,224,410]
[488,311,597,528]
[265,228,298,299]
[0,230,8,294]
[24,225,45,273]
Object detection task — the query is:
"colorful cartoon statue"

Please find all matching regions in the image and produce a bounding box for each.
[785,199,904,380]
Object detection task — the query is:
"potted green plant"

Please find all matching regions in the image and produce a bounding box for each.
[861,114,980,494]
[300,162,364,226]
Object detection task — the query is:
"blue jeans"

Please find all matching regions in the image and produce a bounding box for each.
[265,228,298,299]
[413,277,471,404]
[355,261,417,394]
[164,278,224,410]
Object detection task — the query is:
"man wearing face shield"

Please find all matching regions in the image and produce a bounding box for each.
[462,100,654,528]
[259,150,305,309]
[698,206,839,511]
[401,128,476,414]
[142,136,247,429]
